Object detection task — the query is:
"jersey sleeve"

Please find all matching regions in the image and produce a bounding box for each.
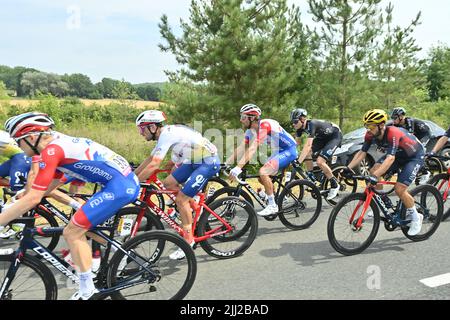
[255,121,271,145]
[445,126,450,138]
[385,128,400,156]
[151,131,173,159]
[307,121,315,138]
[244,129,252,145]
[361,132,373,153]
[32,144,65,191]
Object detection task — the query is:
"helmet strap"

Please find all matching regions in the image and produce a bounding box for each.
[22,133,44,155]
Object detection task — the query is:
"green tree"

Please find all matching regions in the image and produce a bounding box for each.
[308,0,384,127]
[0,65,37,96]
[367,2,425,109]
[426,45,450,101]
[159,0,313,128]
[62,73,95,98]
[111,79,139,100]
[100,78,120,98]
[135,84,161,101]
[0,81,9,99]
[20,71,69,97]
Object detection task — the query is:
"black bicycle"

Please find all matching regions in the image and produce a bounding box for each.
[0,207,196,300]
[207,162,322,230]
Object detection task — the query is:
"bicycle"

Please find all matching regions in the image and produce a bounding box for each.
[0,210,197,300]
[207,163,323,230]
[428,155,450,220]
[327,175,443,256]
[137,174,258,259]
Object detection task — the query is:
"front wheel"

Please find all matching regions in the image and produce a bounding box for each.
[428,173,450,221]
[327,193,380,256]
[0,254,57,300]
[197,197,258,259]
[277,180,322,230]
[107,230,197,300]
[401,184,443,241]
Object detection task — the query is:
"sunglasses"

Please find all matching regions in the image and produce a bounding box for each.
[391,116,399,121]
[137,124,157,134]
[240,114,255,121]
[292,119,300,125]
[364,124,377,130]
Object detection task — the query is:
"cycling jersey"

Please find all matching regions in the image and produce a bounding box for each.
[0,153,31,191]
[296,120,341,140]
[362,126,424,159]
[151,125,218,165]
[392,117,431,144]
[30,132,139,229]
[445,125,450,138]
[245,119,297,151]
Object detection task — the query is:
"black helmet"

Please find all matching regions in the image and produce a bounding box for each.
[390,107,406,119]
[290,108,308,121]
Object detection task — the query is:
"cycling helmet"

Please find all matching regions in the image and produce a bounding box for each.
[363,109,388,125]
[0,130,14,147]
[390,107,406,119]
[4,112,55,139]
[290,108,308,121]
[240,104,262,117]
[135,110,167,127]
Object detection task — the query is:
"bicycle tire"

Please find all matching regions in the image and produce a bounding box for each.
[401,184,443,241]
[107,230,196,300]
[197,196,258,259]
[31,207,61,253]
[0,253,57,300]
[327,193,380,256]
[428,173,450,221]
[205,186,254,207]
[277,179,322,230]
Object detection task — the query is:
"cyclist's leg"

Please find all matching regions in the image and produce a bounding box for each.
[395,156,424,235]
[64,173,140,298]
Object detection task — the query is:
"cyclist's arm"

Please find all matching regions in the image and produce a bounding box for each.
[371,155,395,178]
[432,135,448,154]
[136,156,163,182]
[236,139,258,168]
[297,137,313,164]
[134,156,153,176]
[0,177,9,187]
[347,150,367,170]
[225,141,245,166]
[0,187,47,226]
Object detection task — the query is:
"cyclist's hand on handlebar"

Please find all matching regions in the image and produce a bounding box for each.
[341,167,354,179]
[368,175,379,186]
[425,151,436,158]
[229,166,242,180]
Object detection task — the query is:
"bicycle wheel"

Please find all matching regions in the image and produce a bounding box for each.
[322,166,358,206]
[0,253,57,300]
[144,184,166,211]
[115,206,164,242]
[202,176,229,201]
[205,186,254,207]
[107,230,196,300]
[197,196,258,259]
[327,193,380,256]
[277,180,322,230]
[429,173,450,221]
[29,208,60,253]
[401,184,443,241]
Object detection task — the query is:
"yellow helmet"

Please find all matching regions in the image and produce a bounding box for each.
[363,109,388,125]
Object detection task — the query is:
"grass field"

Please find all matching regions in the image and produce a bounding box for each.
[8,98,163,109]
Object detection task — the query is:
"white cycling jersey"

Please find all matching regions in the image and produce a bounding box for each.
[151,125,218,164]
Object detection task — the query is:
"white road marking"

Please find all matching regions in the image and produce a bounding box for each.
[420,273,450,288]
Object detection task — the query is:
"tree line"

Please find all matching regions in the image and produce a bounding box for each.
[158,0,450,132]
[0,65,163,101]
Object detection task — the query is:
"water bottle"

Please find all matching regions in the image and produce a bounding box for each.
[92,249,101,274]
[285,171,292,183]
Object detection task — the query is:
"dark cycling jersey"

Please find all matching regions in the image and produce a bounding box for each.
[392,117,431,143]
[296,120,341,140]
[445,125,450,138]
[362,126,424,159]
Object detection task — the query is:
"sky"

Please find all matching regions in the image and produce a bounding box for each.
[1,0,449,84]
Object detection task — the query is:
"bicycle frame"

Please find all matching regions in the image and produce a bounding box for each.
[137,185,234,243]
[0,217,159,300]
[350,180,408,229]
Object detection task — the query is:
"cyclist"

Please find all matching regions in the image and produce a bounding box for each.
[226,104,298,216]
[343,109,425,236]
[428,124,450,156]
[0,112,140,300]
[134,110,220,260]
[291,108,342,200]
[390,107,432,184]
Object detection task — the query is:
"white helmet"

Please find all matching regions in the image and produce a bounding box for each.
[240,104,262,117]
[4,112,55,139]
[135,110,167,126]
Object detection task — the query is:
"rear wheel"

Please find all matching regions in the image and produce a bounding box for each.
[428,173,450,220]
